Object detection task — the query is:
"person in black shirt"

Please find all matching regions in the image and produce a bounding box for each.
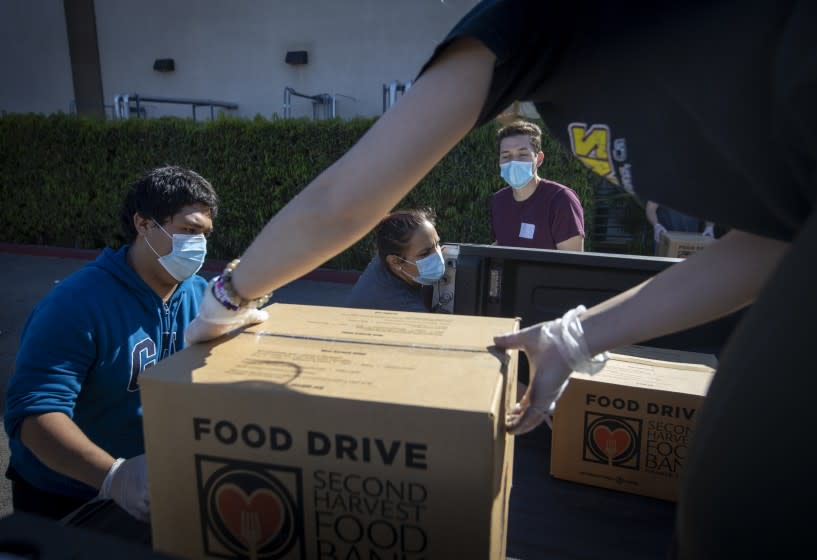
[184,2,815,558]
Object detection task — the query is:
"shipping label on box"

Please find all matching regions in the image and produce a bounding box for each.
[657,231,714,258]
[141,304,518,559]
[550,346,716,501]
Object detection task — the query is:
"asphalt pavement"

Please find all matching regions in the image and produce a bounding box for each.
[0,245,357,518]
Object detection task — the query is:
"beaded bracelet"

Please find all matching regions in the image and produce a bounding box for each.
[211,259,272,311]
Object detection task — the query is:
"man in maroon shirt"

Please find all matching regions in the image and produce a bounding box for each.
[490,120,585,250]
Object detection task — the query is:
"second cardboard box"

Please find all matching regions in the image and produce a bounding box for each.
[551,345,716,501]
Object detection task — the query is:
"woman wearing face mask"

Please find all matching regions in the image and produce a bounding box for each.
[345,209,444,313]
[3,166,218,523]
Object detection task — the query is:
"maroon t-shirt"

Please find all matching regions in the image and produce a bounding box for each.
[490,179,585,249]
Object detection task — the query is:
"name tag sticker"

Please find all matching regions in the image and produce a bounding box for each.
[519,223,535,239]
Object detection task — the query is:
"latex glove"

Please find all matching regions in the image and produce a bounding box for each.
[184,279,269,344]
[494,324,573,436]
[99,455,150,522]
[653,223,667,244]
[702,224,715,238]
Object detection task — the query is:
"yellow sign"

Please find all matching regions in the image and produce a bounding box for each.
[568,122,619,185]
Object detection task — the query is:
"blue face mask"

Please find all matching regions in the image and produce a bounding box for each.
[500,159,535,189]
[146,221,207,282]
[398,248,445,286]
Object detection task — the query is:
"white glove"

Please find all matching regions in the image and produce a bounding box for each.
[702,224,715,238]
[99,455,150,522]
[653,223,668,244]
[494,327,572,436]
[185,279,269,345]
[495,306,608,436]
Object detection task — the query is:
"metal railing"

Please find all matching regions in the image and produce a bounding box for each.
[112,94,238,120]
[282,87,356,120]
[382,80,412,113]
[591,180,649,253]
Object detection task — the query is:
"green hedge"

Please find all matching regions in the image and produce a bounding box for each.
[0,113,606,270]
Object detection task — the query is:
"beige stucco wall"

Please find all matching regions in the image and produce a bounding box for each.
[0,0,75,115]
[94,0,479,119]
[1,0,480,119]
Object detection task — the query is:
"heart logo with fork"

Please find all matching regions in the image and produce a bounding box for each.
[216,483,285,554]
[583,413,641,468]
[592,425,632,462]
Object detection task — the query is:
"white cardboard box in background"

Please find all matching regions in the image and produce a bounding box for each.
[658,231,714,258]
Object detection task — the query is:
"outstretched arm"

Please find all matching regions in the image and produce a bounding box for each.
[581,230,786,350]
[498,230,789,434]
[185,38,496,343]
[233,39,495,300]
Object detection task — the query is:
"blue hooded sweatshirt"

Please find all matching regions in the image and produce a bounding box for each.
[4,245,206,499]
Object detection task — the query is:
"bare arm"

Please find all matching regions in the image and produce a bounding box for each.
[21,412,115,490]
[645,201,660,227]
[581,229,788,353]
[556,235,584,251]
[500,229,789,434]
[232,39,496,299]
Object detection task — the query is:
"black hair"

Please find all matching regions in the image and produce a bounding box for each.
[375,208,436,260]
[119,166,219,243]
[497,119,542,152]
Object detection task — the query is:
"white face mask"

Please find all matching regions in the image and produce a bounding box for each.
[145,221,207,282]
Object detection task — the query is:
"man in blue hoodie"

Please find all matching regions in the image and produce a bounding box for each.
[4,166,218,522]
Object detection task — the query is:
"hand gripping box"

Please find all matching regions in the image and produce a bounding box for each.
[657,231,714,258]
[550,346,716,501]
[140,303,518,560]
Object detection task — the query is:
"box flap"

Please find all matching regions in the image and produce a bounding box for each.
[142,304,519,413]
[609,345,718,369]
[250,304,514,351]
[568,345,715,396]
[663,231,714,242]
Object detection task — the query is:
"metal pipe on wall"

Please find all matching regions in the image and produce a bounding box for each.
[282,87,356,120]
[283,87,292,119]
[389,81,398,108]
[382,81,412,113]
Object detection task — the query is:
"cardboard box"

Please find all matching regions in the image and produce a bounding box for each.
[550,346,716,501]
[141,303,518,559]
[657,231,714,258]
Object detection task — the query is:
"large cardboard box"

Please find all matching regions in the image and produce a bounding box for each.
[141,303,518,559]
[657,231,714,258]
[550,346,716,501]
